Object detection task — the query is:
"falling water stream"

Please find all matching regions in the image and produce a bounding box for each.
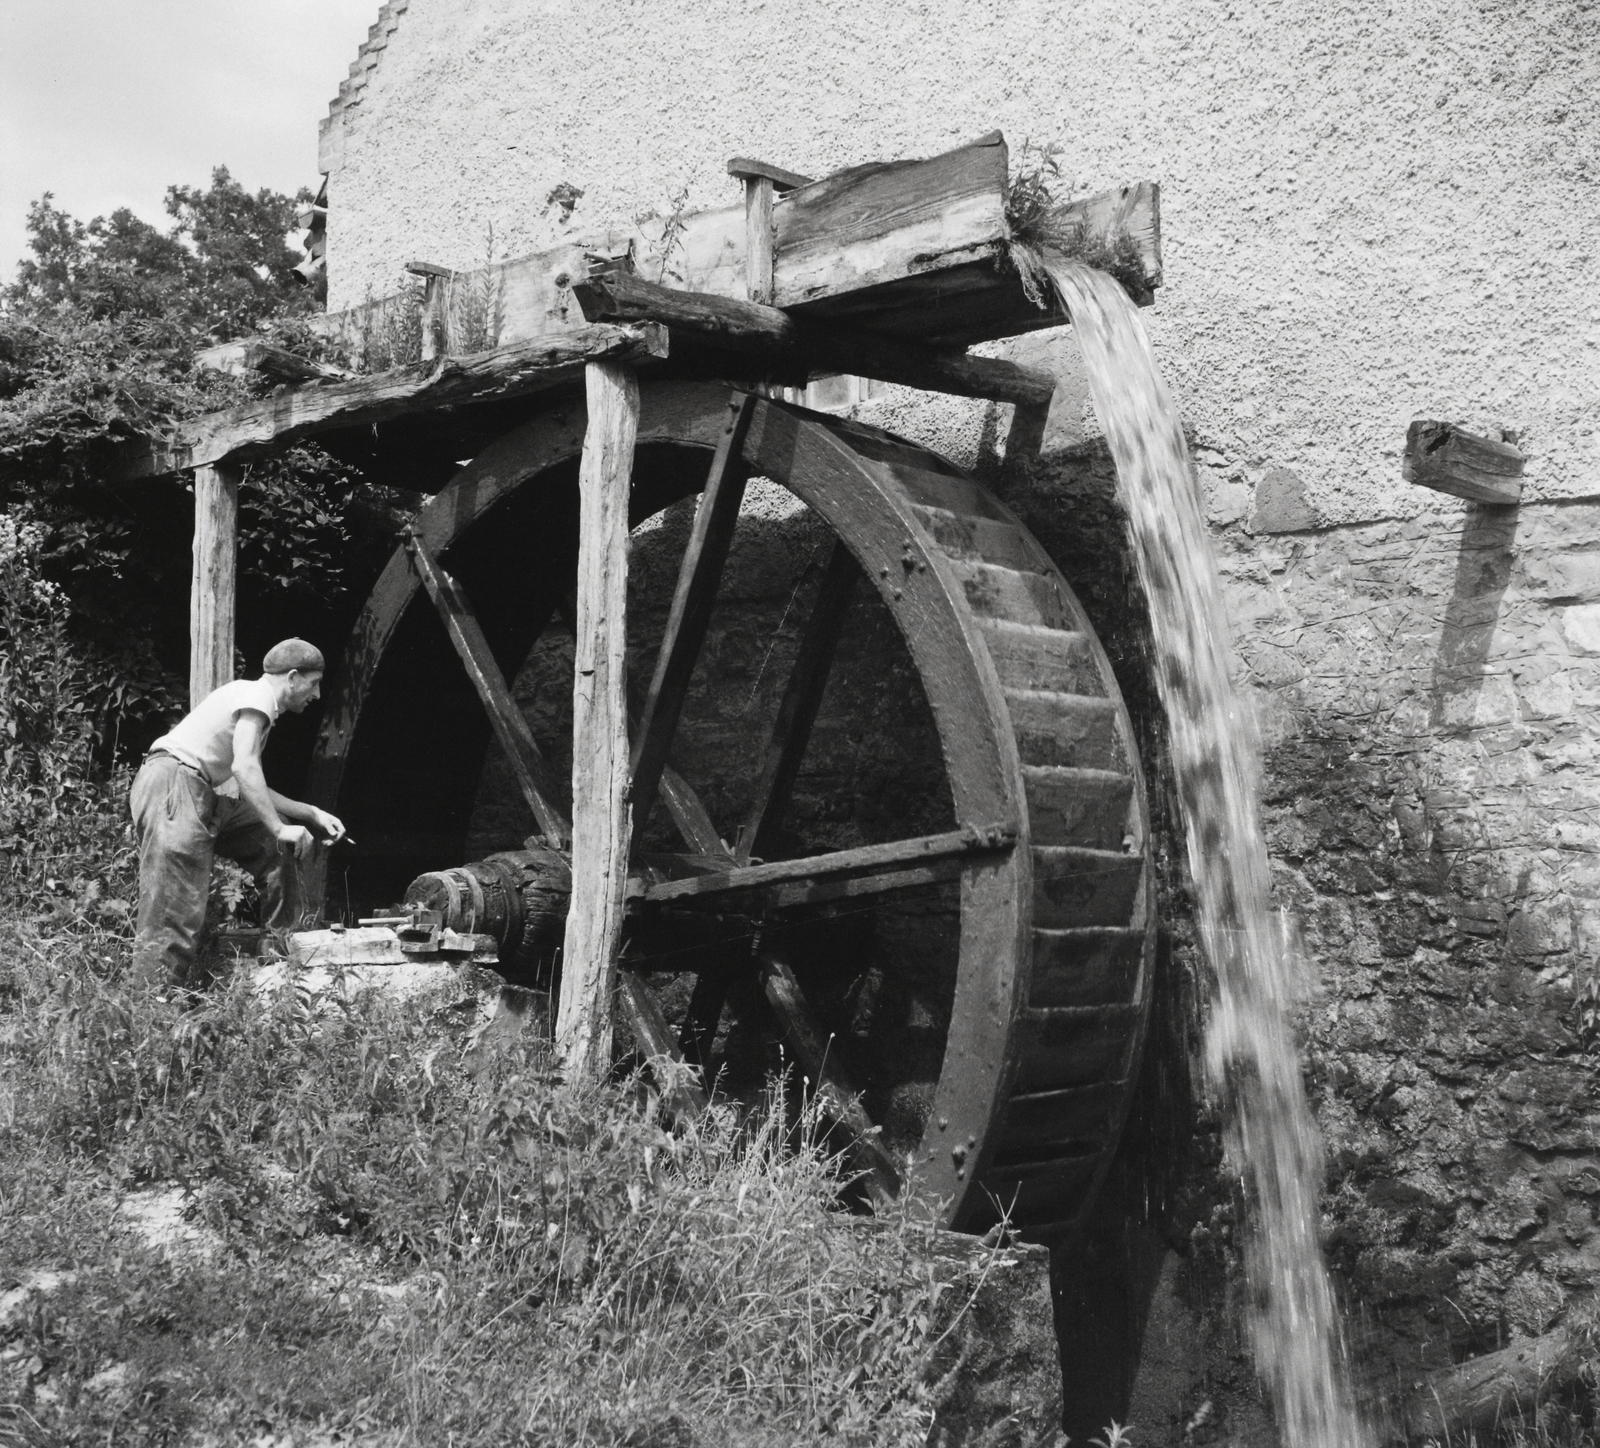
[1040,258,1369,1448]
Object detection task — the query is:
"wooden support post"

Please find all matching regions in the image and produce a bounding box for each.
[999,396,1052,494]
[556,361,640,1082]
[743,178,775,305]
[407,260,452,364]
[190,462,239,706]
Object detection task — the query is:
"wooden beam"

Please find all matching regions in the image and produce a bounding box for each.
[639,823,1017,904]
[630,392,756,837]
[1403,420,1525,506]
[190,463,239,706]
[572,264,1056,408]
[556,360,640,1082]
[110,323,668,482]
[737,539,856,863]
[404,533,571,847]
[727,157,815,193]
[757,952,900,1206]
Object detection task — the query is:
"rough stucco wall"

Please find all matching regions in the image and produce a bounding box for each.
[324,0,1596,524]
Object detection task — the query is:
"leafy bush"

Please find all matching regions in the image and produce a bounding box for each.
[1,176,413,761]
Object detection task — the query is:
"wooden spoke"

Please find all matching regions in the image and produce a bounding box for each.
[616,970,709,1122]
[639,824,1016,908]
[757,952,899,1208]
[678,961,733,1064]
[736,540,858,863]
[405,532,571,847]
[656,767,730,860]
[630,391,757,838]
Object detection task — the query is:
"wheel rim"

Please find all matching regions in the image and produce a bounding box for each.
[308,380,1153,1237]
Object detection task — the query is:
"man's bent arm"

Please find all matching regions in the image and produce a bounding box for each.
[232,711,287,835]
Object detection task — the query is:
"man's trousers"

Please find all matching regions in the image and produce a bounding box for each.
[129,753,299,986]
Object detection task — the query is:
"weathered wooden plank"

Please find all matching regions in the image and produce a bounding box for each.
[190,463,239,706]
[111,323,668,482]
[772,132,1009,307]
[946,559,1069,629]
[727,157,815,193]
[615,969,709,1120]
[556,361,639,1083]
[973,620,1103,696]
[404,533,571,847]
[737,539,857,863]
[1013,1004,1141,1092]
[572,263,1055,407]
[1394,1327,1581,1444]
[1403,420,1525,506]
[195,339,351,383]
[1029,926,1146,1009]
[640,823,1016,904]
[757,953,900,1206]
[631,392,756,837]
[1031,847,1144,929]
[998,1081,1128,1154]
[1025,766,1135,849]
[1003,690,1125,770]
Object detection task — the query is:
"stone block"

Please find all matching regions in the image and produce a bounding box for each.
[1555,605,1600,654]
[1519,551,1600,602]
[915,1229,1063,1446]
[1249,464,1320,534]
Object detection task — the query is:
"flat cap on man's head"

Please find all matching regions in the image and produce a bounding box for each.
[263,638,325,675]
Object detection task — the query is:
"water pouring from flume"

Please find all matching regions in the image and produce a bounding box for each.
[1039,257,1369,1448]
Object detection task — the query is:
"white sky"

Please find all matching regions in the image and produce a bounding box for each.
[0,0,381,279]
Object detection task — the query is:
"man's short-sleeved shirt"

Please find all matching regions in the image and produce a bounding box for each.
[150,678,282,796]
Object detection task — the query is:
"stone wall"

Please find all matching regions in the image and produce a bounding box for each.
[997,436,1600,1434]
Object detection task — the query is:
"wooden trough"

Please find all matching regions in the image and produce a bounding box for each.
[114,131,1164,1243]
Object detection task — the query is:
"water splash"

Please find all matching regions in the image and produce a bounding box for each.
[1039,257,1368,1448]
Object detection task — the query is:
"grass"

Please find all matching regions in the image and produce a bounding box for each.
[0,789,1057,1448]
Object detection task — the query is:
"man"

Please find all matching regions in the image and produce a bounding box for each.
[130,638,346,986]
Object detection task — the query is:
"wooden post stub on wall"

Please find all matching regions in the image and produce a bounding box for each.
[190,462,240,706]
[1403,420,1525,506]
[556,360,640,1082]
[728,157,812,306]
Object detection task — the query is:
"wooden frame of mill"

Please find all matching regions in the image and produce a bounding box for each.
[109,131,1168,1242]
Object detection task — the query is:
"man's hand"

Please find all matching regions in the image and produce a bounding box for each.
[276,823,316,860]
[309,808,347,843]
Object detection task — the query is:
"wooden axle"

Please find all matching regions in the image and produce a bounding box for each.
[572,260,1057,409]
[404,824,1018,969]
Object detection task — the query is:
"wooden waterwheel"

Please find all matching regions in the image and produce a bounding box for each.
[305,378,1153,1242]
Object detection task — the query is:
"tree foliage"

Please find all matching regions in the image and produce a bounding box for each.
[0,169,409,765]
